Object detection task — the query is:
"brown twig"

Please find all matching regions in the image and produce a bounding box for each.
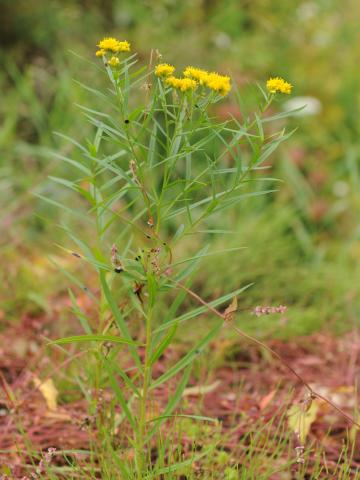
[0,371,17,410]
[175,280,360,430]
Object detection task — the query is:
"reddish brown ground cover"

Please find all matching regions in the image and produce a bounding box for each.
[0,311,359,477]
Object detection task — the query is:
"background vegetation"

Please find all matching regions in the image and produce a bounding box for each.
[2,0,360,337]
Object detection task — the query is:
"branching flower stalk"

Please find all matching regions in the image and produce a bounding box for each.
[48,36,302,477]
[175,280,360,430]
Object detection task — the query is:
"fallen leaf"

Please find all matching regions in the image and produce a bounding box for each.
[182,380,221,397]
[287,397,319,444]
[310,383,356,408]
[259,389,276,411]
[33,377,58,411]
[45,411,71,421]
[224,297,238,322]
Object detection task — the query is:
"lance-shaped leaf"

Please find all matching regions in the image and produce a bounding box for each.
[48,334,141,347]
[146,363,192,442]
[151,322,223,389]
[100,270,142,370]
[154,284,253,334]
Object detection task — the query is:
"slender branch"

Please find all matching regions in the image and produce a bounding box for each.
[174,280,360,430]
[0,371,17,410]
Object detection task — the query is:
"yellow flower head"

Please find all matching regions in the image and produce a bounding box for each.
[155,63,175,77]
[166,76,198,92]
[117,40,131,52]
[95,49,106,57]
[184,66,231,95]
[183,66,209,85]
[108,56,120,67]
[205,72,231,96]
[165,76,180,89]
[97,37,131,53]
[266,77,292,94]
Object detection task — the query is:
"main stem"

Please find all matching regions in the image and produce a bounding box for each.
[136,304,153,478]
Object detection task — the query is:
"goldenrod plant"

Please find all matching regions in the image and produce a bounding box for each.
[47,36,295,478]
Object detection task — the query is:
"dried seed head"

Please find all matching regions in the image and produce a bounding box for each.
[253,305,287,317]
[295,445,305,464]
[111,244,118,257]
[129,159,137,177]
[111,243,123,272]
[154,49,162,61]
[141,82,152,91]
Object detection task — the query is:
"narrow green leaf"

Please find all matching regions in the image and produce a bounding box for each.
[171,246,246,269]
[146,363,192,441]
[68,288,92,334]
[35,194,92,222]
[48,334,140,346]
[155,283,253,333]
[150,324,177,366]
[100,271,142,369]
[106,357,140,398]
[174,245,209,282]
[147,413,217,424]
[103,359,137,431]
[51,151,91,175]
[53,132,89,154]
[150,322,222,389]
[262,106,305,123]
[146,446,215,478]
[48,256,97,302]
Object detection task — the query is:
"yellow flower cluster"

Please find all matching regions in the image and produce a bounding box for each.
[95,40,291,99]
[95,37,131,58]
[183,66,209,85]
[155,63,231,96]
[205,72,231,96]
[165,76,198,92]
[155,63,175,77]
[266,77,292,95]
[184,66,231,96]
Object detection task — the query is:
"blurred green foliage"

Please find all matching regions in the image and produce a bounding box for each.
[1,0,360,335]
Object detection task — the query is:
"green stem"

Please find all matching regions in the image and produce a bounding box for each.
[136,304,153,478]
